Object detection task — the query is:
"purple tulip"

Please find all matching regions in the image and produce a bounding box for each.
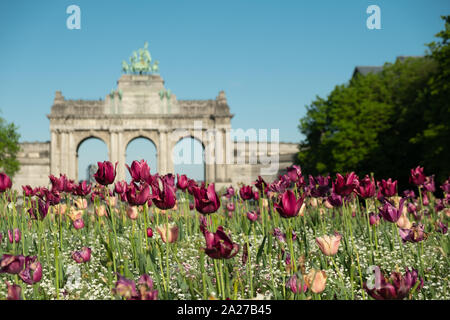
[224,185,235,199]
[440,177,450,194]
[28,198,50,220]
[436,221,448,234]
[226,202,235,212]
[94,161,117,186]
[137,274,158,300]
[22,185,36,197]
[377,178,398,198]
[113,274,139,300]
[274,190,306,218]
[176,174,189,191]
[73,218,85,230]
[239,185,254,201]
[378,198,406,223]
[327,192,343,207]
[364,267,423,300]
[403,189,416,198]
[200,225,239,259]
[8,228,21,244]
[0,173,12,193]
[423,175,435,192]
[192,183,221,215]
[151,176,176,210]
[126,160,150,183]
[5,281,22,300]
[254,176,268,195]
[286,165,302,182]
[356,175,376,199]
[72,247,91,263]
[247,211,258,222]
[308,174,330,198]
[146,227,153,238]
[399,224,428,243]
[0,254,25,274]
[273,228,297,242]
[286,274,308,294]
[18,256,42,285]
[268,176,290,194]
[369,212,381,226]
[74,180,92,196]
[409,166,426,186]
[126,182,150,206]
[332,172,359,197]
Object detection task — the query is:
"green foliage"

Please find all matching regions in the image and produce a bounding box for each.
[0,111,21,177]
[297,16,450,189]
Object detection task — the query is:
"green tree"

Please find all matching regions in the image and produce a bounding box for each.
[297,16,449,189]
[0,111,21,177]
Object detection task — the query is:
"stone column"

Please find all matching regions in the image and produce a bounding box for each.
[214,128,226,182]
[158,130,167,174]
[110,129,126,182]
[50,130,59,176]
[117,131,126,181]
[68,132,76,180]
[60,130,69,176]
[205,129,216,183]
[166,130,174,175]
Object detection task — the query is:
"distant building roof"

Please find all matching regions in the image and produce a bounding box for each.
[352,66,384,78]
[352,55,424,78]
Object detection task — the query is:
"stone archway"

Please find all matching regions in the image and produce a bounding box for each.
[47,74,233,186]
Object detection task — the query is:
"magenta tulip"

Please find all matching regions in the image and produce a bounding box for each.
[332,172,359,196]
[409,166,426,186]
[201,225,239,259]
[192,183,220,215]
[94,161,117,185]
[357,175,376,199]
[176,174,189,191]
[126,160,151,183]
[151,176,176,210]
[239,185,254,200]
[0,172,12,192]
[19,256,42,285]
[274,190,306,218]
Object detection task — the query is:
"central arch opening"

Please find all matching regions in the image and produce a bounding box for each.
[173,137,205,182]
[126,137,157,182]
[77,137,109,183]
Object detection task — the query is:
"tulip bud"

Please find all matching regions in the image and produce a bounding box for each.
[189,203,194,210]
[95,205,107,217]
[246,211,258,222]
[127,206,139,220]
[305,269,327,293]
[5,281,21,300]
[8,229,21,244]
[147,227,153,238]
[73,218,85,230]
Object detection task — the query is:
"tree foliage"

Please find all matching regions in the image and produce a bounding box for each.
[297,16,450,190]
[0,111,21,177]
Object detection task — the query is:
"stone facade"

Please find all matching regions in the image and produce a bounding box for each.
[12,74,298,191]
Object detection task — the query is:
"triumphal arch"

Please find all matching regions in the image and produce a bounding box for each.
[48,43,232,184]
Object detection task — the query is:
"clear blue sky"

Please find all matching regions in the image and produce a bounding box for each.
[0,0,449,181]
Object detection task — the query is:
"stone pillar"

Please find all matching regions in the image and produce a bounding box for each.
[214,129,226,182]
[50,130,59,176]
[205,130,215,183]
[60,131,69,176]
[158,130,167,174]
[110,129,126,182]
[118,131,126,181]
[68,132,76,180]
[166,130,174,175]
